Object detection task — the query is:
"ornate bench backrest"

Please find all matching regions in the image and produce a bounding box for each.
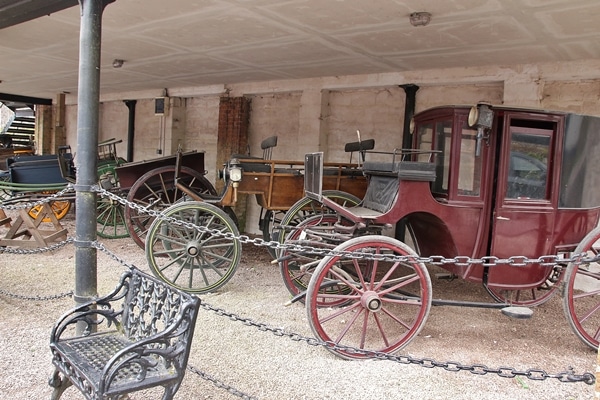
[123,270,199,343]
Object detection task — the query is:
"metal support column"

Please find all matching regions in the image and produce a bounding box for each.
[400,84,419,149]
[74,0,115,334]
[395,84,419,242]
[124,100,137,162]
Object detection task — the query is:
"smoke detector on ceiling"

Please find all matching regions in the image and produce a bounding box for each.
[409,12,431,27]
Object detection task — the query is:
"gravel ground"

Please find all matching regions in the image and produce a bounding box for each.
[0,212,597,400]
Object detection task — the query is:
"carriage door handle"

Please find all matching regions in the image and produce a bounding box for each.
[496,216,510,221]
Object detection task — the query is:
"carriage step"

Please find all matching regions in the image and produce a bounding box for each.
[435,273,458,280]
[501,306,533,319]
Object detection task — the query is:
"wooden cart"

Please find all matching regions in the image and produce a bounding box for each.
[142,136,375,293]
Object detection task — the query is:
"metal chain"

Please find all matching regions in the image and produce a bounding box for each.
[0,287,73,301]
[0,237,74,254]
[198,301,596,385]
[0,185,75,211]
[186,365,258,399]
[95,186,595,267]
[1,188,596,391]
[91,240,139,269]
[0,237,75,300]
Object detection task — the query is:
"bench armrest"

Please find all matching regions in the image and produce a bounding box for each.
[50,271,131,343]
[99,301,199,395]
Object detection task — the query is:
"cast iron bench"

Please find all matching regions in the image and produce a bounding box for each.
[49,267,200,400]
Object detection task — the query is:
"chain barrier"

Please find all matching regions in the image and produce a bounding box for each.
[0,287,73,301]
[0,188,597,395]
[94,186,597,267]
[0,185,75,211]
[186,365,258,400]
[0,237,74,254]
[198,301,595,385]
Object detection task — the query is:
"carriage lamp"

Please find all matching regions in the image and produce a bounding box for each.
[468,103,494,129]
[469,103,494,156]
[228,159,242,183]
[228,158,242,204]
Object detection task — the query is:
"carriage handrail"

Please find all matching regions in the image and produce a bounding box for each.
[0,180,68,194]
[235,157,362,170]
[357,148,441,164]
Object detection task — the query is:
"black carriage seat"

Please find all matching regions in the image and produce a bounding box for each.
[7,153,72,185]
[358,161,436,216]
[232,135,278,173]
[323,138,375,177]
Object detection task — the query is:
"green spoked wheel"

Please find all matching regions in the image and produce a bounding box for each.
[145,201,241,294]
[96,194,129,239]
[306,235,432,359]
[562,226,600,350]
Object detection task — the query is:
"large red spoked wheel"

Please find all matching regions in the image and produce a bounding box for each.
[125,166,216,248]
[306,235,432,359]
[563,227,600,350]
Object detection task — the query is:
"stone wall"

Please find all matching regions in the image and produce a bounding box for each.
[63,59,600,234]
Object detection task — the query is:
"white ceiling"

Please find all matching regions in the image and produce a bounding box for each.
[0,0,599,100]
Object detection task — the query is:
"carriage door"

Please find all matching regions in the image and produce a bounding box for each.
[488,115,558,288]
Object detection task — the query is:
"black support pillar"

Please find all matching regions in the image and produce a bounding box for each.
[396,84,419,242]
[124,100,137,162]
[74,0,114,334]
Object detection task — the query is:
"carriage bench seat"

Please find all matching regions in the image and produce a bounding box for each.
[322,167,364,177]
[362,161,436,181]
[356,161,436,214]
[49,267,200,400]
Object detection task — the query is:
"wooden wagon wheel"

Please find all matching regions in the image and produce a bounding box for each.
[273,190,361,257]
[145,201,241,294]
[96,192,129,239]
[306,235,432,359]
[279,213,353,305]
[125,165,217,248]
[562,226,600,350]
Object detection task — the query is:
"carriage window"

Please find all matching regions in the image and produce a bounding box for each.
[457,122,482,196]
[417,120,451,195]
[506,129,550,200]
[417,122,433,159]
[433,121,452,194]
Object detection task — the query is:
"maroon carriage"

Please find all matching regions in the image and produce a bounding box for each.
[279,103,600,359]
